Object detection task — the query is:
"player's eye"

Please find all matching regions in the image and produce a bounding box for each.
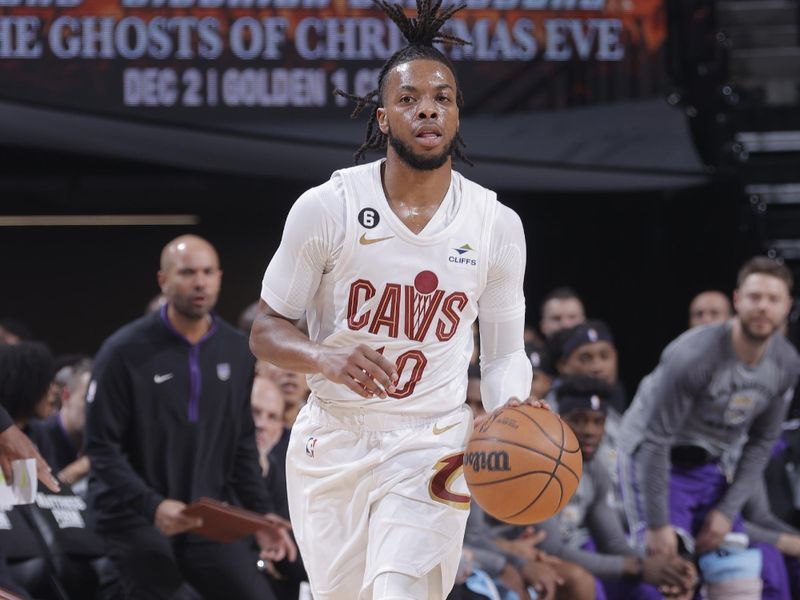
[400,95,414,103]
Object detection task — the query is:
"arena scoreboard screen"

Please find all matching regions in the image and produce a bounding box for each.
[0,0,667,125]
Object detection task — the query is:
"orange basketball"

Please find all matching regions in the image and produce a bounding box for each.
[464,405,583,524]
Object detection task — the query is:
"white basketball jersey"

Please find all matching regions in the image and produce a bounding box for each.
[306,160,498,416]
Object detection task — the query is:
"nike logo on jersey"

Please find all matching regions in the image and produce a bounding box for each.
[154,373,174,384]
[433,422,460,435]
[359,233,395,245]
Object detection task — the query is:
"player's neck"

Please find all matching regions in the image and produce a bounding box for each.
[166,304,212,344]
[381,153,452,234]
[730,318,769,366]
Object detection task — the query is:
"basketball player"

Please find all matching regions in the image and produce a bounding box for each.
[618,257,800,598]
[249,2,536,597]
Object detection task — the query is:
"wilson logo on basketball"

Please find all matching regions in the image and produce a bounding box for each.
[464,450,511,473]
[346,270,468,342]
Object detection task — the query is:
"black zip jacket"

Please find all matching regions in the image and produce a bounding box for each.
[86,307,269,528]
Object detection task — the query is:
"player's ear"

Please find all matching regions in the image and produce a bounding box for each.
[157,270,167,293]
[377,107,389,135]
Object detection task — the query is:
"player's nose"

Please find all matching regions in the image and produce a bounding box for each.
[417,98,437,119]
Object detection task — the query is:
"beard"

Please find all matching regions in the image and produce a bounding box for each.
[172,295,215,321]
[739,315,778,342]
[387,129,456,171]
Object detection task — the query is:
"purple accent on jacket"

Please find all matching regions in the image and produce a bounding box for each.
[160,304,218,422]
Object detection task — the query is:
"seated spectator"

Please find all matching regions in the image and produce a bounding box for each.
[31,357,92,487]
[252,377,289,509]
[537,376,697,600]
[258,362,310,427]
[0,343,109,599]
[0,342,55,432]
[539,288,586,340]
[252,376,307,598]
[688,291,732,329]
[464,502,596,600]
[546,321,627,524]
[537,288,587,379]
[548,320,626,413]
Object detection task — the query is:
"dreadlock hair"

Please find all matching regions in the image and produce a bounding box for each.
[335,0,472,165]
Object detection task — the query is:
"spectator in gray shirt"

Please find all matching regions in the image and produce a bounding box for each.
[618,257,799,599]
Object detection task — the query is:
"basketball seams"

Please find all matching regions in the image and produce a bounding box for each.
[466,469,558,487]
[506,471,563,521]
[470,431,581,454]
[504,407,581,453]
[467,438,581,483]
[505,416,565,521]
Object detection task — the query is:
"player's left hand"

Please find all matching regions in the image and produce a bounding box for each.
[505,396,551,411]
[695,509,732,554]
[256,513,298,563]
[473,397,551,430]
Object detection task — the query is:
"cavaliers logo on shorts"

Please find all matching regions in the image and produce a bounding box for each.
[428,452,470,510]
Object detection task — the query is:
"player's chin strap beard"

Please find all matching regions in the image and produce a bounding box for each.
[386,128,456,172]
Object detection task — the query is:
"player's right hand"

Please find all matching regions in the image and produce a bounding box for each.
[645,525,678,556]
[318,344,398,398]
[156,499,203,536]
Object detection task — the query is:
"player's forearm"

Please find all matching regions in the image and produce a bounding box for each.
[480,351,532,412]
[249,313,324,374]
[636,440,672,529]
[478,315,531,412]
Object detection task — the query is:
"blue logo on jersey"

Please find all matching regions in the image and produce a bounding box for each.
[450,243,477,266]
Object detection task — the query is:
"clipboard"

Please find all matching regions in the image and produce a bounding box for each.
[182,497,276,543]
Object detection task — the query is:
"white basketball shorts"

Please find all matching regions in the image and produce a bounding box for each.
[286,396,473,600]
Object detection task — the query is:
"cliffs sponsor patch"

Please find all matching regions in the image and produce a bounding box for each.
[449,243,477,266]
